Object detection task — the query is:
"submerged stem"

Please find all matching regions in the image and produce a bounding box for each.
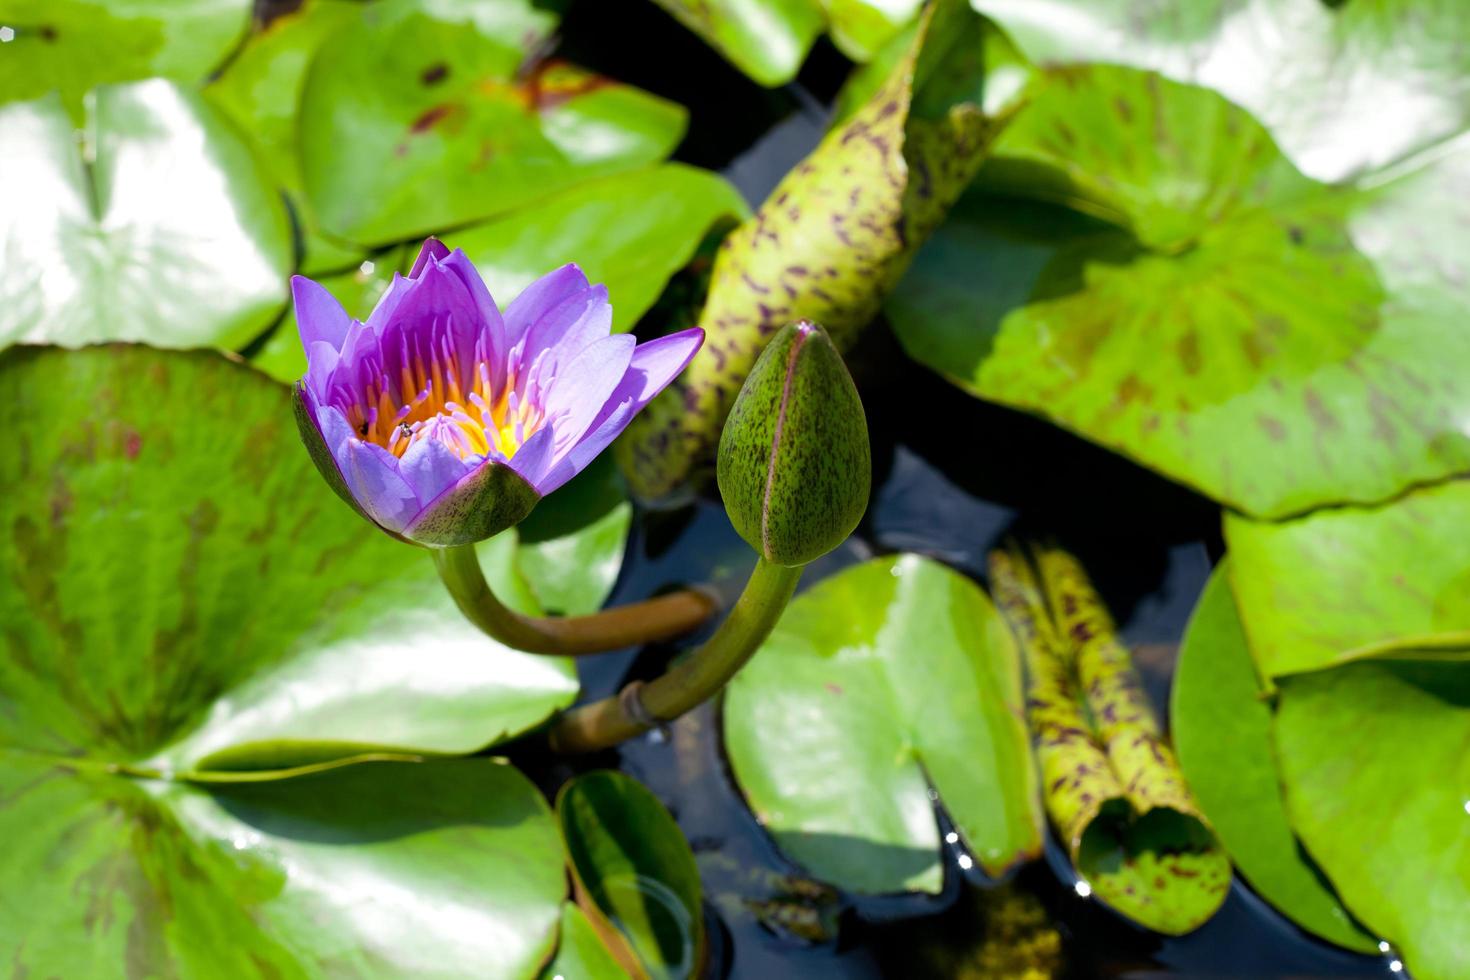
[433,543,718,656]
[548,557,802,753]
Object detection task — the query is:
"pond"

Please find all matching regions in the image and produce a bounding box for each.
[2,0,1465,976]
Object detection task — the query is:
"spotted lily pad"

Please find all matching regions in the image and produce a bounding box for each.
[1171,563,1374,951]
[1225,479,1470,678]
[725,555,1043,895]
[1276,658,1470,979]
[0,755,567,977]
[0,0,251,115]
[558,770,705,980]
[299,0,686,247]
[989,546,1229,935]
[889,65,1470,518]
[0,344,623,775]
[971,0,1470,183]
[0,82,293,350]
[204,0,369,274]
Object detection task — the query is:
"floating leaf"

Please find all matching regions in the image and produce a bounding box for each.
[646,0,826,87]
[889,66,1470,517]
[647,0,922,86]
[0,755,567,977]
[725,555,1042,895]
[0,344,617,775]
[539,904,628,980]
[443,165,748,334]
[1276,658,1470,979]
[1225,479,1470,678]
[618,0,1027,501]
[204,0,369,274]
[1171,562,1374,951]
[0,0,251,115]
[0,81,293,350]
[299,0,686,246]
[558,770,704,980]
[971,0,1470,183]
[989,546,1229,935]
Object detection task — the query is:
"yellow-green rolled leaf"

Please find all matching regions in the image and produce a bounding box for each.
[617,0,1026,502]
[989,544,1231,936]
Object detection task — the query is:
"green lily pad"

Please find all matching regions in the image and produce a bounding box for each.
[444,165,748,334]
[0,0,251,115]
[990,546,1230,935]
[299,0,686,247]
[1225,479,1470,679]
[971,0,1470,183]
[1276,659,1470,978]
[647,0,825,87]
[0,82,294,351]
[889,65,1470,518]
[0,754,567,977]
[0,344,616,775]
[725,555,1042,895]
[647,0,922,85]
[558,770,704,980]
[1171,562,1374,951]
[203,0,369,275]
[539,904,628,980]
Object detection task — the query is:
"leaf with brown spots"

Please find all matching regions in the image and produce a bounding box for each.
[890,64,1470,518]
[989,544,1230,935]
[299,0,686,246]
[618,0,1029,501]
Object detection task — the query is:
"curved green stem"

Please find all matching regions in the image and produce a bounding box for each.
[549,557,802,753]
[433,544,718,656]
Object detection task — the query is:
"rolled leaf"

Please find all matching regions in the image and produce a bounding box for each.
[617,0,1026,501]
[989,544,1230,935]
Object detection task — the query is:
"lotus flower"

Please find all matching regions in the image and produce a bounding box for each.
[292,239,703,546]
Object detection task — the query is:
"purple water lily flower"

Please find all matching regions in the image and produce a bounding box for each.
[291,239,703,546]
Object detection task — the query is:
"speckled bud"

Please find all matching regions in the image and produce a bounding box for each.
[717,320,871,566]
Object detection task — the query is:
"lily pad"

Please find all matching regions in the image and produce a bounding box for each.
[443,165,748,334]
[0,343,619,775]
[724,554,1043,895]
[889,65,1470,518]
[299,0,686,247]
[0,754,567,977]
[558,770,704,980]
[0,81,294,351]
[1225,479,1470,678]
[203,0,369,274]
[646,0,825,87]
[971,0,1470,183]
[1171,562,1374,951]
[0,0,251,115]
[1276,658,1470,979]
[647,0,922,85]
[539,904,627,980]
[989,546,1230,935]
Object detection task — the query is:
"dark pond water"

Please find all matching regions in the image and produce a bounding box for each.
[543,3,1404,976]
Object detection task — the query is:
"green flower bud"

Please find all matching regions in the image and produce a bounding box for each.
[717,320,871,566]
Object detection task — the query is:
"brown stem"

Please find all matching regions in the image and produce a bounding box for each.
[548,557,802,753]
[433,544,718,656]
